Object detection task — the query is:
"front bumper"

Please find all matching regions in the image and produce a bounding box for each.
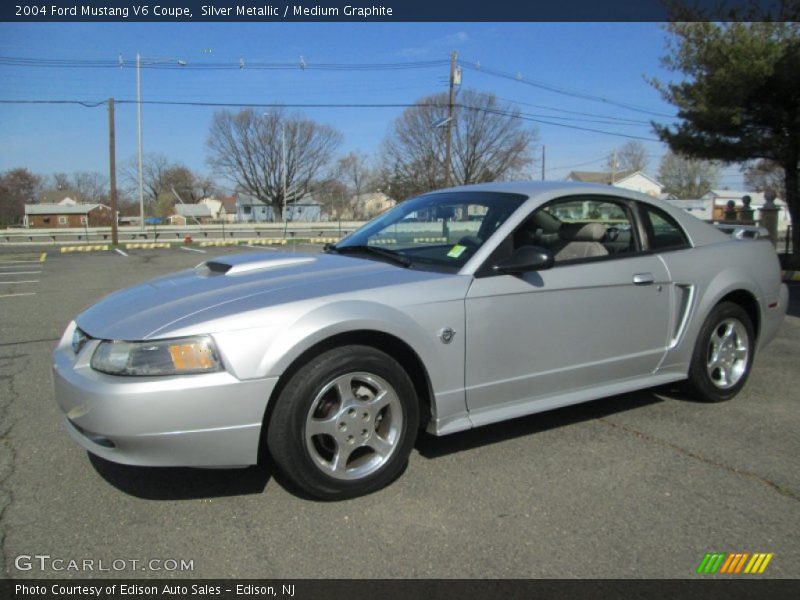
[53,324,278,467]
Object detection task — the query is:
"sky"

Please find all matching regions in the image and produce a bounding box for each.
[0,21,747,192]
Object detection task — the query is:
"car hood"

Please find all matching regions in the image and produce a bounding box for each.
[76,251,450,340]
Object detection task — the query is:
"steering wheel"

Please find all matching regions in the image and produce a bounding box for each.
[605,226,620,242]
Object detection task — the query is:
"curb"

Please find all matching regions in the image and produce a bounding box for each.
[244,239,288,246]
[198,240,242,247]
[61,245,109,253]
[125,243,172,249]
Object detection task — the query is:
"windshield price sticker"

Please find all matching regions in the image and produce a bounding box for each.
[447,244,467,258]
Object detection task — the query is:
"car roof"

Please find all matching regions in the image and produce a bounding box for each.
[431,180,585,197]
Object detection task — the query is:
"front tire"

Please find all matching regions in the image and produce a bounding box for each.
[684,302,755,402]
[267,345,419,500]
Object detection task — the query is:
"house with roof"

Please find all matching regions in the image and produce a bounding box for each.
[218,195,238,223]
[349,192,396,220]
[24,203,112,228]
[237,195,275,222]
[286,197,323,222]
[566,170,664,197]
[236,194,325,222]
[168,203,215,226]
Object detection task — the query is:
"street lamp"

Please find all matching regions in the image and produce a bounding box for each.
[432,117,453,186]
[135,54,186,231]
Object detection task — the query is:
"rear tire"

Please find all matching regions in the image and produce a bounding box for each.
[684,302,755,402]
[267,345,419,500]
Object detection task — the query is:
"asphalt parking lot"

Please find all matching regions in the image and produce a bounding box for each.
[1,244,798,579]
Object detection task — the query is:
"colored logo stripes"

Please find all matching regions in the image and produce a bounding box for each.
[697,552,773,574]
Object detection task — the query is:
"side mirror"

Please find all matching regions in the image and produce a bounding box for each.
[492,245,554,274]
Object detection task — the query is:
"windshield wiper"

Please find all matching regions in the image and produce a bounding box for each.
[325,244,412,268]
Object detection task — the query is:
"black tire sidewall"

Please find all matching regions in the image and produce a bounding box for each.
[688,302,755,402]
[267,345,419,499]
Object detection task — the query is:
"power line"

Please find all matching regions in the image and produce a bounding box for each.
[497,96,653,126]
[0,55,450,71]
[458,103,660,142]
[0,97,663,141]
[545,155,608,172]
[460,60,675,119]
[0,53,673,128]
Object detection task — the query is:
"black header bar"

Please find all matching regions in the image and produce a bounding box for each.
[1,1,791,23]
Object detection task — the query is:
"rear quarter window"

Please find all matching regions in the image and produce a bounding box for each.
[642,205,690,251]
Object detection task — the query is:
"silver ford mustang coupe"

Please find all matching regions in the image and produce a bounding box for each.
[53,182,788,499]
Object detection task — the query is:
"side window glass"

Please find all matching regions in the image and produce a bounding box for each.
[513,197,636,264]
[644,206,689,251]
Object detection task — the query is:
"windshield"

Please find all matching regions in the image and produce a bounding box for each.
[332,191,528,271]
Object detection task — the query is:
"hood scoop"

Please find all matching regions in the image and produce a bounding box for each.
[199,256,316,276]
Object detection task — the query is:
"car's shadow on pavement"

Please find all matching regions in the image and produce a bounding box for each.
[89,387,694,500]
[415,388,671,459]
[89,454,271,501]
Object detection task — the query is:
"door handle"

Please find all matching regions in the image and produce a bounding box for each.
[633,273,655,285]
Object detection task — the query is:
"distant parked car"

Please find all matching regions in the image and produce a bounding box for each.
[53,182,788,499]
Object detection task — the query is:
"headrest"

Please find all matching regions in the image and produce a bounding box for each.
[559,222,606,242]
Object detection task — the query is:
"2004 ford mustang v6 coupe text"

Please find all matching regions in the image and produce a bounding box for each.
[53,182,788,499]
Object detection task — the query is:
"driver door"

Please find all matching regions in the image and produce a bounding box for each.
[464,195,672,419]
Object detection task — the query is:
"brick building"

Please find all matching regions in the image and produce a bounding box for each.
[24,203,113,228]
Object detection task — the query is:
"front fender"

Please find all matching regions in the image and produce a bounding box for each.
[257,299,442,378]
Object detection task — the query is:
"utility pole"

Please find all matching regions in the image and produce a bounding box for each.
[541,146,546,181]
[107,98,119,246]
[444,50,458,188]
[611,148,618,184]
[282,123,287,223]
[136,52,144,232]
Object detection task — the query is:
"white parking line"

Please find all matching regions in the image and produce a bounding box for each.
[0,280,39,284]
[180,246,206,253]
[0,271,42,275]
[114,248,129,257]
[244,244,277,251]
[0,260,40,264]
[0,292,37,298]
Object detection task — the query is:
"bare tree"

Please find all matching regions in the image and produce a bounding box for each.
[206,108,343,220]
[314,178,351,221]
[381,90,538,200]
[658,151,721,199]
[606,140,649,173]
[46,171,108,204]
[121,154,208,208]
[0,168,41,226]
[71,172,108,204]
[337,152,375,218]
[743,159,786,199]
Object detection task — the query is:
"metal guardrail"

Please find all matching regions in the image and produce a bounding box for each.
[0,222,366,245]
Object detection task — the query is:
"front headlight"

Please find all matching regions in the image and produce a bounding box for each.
[90,335,224,376]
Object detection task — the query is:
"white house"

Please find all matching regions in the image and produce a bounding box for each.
[666,198,714,221]
[566,170,664,197]
[350,192,396,219]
